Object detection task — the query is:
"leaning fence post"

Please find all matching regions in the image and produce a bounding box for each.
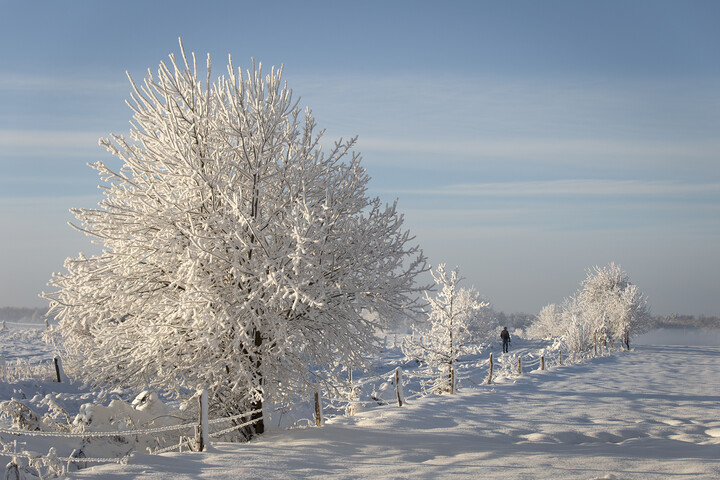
[314,388,323,426]
[487,353,493,384]
[53,356,62,383]
[540,355,545,371]
[395,367,405,407]
[195,389,208,452]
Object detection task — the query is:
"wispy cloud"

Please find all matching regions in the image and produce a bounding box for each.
[0,73,127,94]
[358,137,720,165]
[382,179,720,198]
[0,129,117,158]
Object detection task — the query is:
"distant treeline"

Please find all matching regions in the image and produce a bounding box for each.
[650,314,720,329]
[1,307,718,330]
[494,311,537,330]
[493,312,720,332]
[0,306,50,323]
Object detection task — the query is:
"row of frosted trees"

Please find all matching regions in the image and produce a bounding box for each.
[528,263,650,353]
[402,262,651,397]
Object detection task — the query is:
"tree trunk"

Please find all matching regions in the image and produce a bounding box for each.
[250,328,264,435]
[237,328,264,440]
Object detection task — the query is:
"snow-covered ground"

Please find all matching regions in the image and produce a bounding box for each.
[2,323,719,479]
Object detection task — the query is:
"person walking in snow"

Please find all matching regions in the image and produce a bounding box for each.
[501,327,511,353]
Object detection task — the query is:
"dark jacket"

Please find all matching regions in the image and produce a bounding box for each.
[500,329,510,342]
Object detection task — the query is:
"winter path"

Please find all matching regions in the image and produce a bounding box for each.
[71,345,720,480]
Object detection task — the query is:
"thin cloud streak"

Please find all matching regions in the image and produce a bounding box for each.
[0,130,118,158]
[380,179,720,198]
[0,73,127,93]
[359,137,720,163]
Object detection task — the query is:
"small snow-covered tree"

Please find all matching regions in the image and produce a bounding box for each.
[576,263,649,350]
[558,296,594,354]
[43,40,427,437]
[402,265,488,394]
[527,303,563,340]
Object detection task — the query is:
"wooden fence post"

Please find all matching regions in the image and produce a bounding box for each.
[53,356,62,383]
[395,367,405,407]
[449,365,455,395]
[540,355,545,371]
[314,389,323,426]
[517,356,522,375]
[195,389,208,452]
[559,351,562,366]
[487,353,493,384]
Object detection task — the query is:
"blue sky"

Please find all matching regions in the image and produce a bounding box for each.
[1,0,719,316]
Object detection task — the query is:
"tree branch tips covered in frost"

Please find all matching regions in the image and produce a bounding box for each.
[43,38,428,439]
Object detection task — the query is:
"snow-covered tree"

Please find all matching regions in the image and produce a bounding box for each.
[576,263,649,350]
[558,296,595,353]
[43,40,427,437]
[402,265,488,394]
[536,263,650,353]
[527,303,563,340]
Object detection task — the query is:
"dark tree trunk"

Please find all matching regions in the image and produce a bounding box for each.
[239,328,264,440]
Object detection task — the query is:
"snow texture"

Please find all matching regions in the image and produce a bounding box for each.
[1,322,719,479]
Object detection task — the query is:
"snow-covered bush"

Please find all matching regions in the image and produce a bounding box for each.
[526,303,562,340]
[529,263,650,352]
[575,263,650,349]
[402,265,489,394]
[43,40,427,438]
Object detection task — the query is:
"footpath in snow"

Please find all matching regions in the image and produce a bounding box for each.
[69,344,720,480]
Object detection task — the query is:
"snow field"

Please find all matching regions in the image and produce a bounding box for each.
[66,343,720,479]
[2,323,719,479]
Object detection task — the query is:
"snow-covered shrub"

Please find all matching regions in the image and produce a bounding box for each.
[0,399,44,431]
[531,263,650,353]
[527,303,563,340]
[575,263,650,349]
[497,353,520,380]
[402,265,489,394]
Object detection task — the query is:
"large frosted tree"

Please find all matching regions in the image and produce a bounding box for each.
[44,41,427,436]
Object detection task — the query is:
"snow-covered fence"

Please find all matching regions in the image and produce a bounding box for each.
[0,389,265,477]
[0,357,60,384]
[1,418,197,477]
[195,389,208,452]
